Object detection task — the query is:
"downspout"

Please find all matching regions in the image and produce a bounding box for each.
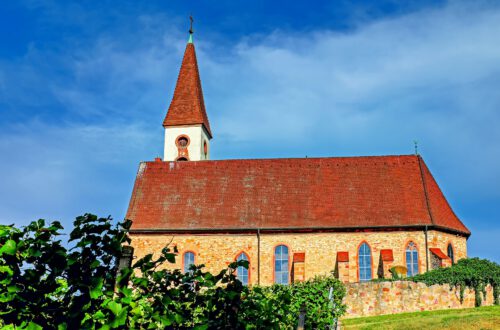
[425,225,429,272]
[417,155,433,273]
[257,228,261,285]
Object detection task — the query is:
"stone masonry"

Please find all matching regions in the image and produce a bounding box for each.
[130,229,466,285]
[343,281,496,318]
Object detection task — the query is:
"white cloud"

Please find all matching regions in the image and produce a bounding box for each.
[0,1,499,260]
[0,121,159,227]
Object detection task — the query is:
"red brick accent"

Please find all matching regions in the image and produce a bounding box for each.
[337,251,349,262]
[429,248,449,260]
[292,252,305,282]
[380,249,394,262]
[163,43,212,137]
[293,252,305,262]
[126,155,469,236]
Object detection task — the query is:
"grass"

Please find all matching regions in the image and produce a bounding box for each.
[341,305,500,330]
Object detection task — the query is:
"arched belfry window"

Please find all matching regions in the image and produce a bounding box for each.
[176,136,189,148]
[358,242,372,281]
[274,245,289,284]
[447,243,455,264]
[406,242,419,276]
[236,252,249,285]
[183,252,195,273]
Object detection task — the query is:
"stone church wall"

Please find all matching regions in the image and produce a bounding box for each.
[343,281,496,318]
[130,230,466,285]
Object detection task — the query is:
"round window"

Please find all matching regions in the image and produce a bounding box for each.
[176,136,189,148]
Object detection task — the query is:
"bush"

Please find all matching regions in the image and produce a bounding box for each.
[0,214,346,329]
[240,276,346,329]
[290,276,346,329]
[410,258,500,307]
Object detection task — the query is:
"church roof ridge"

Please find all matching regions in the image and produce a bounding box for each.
[141,154,419,164]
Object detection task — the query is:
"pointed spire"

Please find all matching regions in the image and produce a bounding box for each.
[163,18,212,137]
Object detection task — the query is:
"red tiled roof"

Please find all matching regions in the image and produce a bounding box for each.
[337,252,349,262]
[380,249,394,262]
[163,42,212,137]
[293,252,305,263]
[126,155,470,235]
[429,248,450,259]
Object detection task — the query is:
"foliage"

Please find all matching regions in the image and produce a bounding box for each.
[239,284,294,328]
[290,276,346,329]
[410,258,500,307]
[0,214,346,329]
[240,277,346,329]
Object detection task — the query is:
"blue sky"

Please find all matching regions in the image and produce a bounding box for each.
[0,0,499,262]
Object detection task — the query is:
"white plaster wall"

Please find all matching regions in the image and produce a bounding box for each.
[164,125,211,161]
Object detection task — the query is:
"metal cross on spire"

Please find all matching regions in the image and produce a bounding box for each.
[189,16,194,35]
[188,16,194,43]
[414,140,419,155]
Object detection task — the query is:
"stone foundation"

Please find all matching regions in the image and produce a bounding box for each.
[343,281,496,318]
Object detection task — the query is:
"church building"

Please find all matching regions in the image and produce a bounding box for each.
[126,30,470,285]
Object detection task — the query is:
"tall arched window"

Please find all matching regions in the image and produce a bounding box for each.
[358,242,372,282]
[447,243,454,264]
[406,242,419,276]
[183,252,195,273]
[236,252,249,285]
[274,245,289,284]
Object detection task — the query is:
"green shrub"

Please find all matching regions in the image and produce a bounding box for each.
[0,214,346,329]
[290,276,346,329]
[240,276,346,329]
[410,258,500,307]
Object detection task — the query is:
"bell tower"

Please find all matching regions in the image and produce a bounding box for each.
[163,19,212,161]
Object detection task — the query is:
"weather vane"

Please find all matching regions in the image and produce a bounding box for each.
[189,16,194,35]
[414,140,419,155]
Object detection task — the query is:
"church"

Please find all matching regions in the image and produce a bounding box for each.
[125,30,470,285]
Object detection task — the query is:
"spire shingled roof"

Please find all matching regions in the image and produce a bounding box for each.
[163,40,212,137]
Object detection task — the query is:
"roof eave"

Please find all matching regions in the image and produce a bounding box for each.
[129,224,470,237]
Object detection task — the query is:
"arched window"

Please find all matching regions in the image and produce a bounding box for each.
[176,136,189,148]
[406,242,419,276]
[274,245,289,284]
[183,252,195,273]
[447,243,454,264]
[236,252,249,285]
[358,242,372,282]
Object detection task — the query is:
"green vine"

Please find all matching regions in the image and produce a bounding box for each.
[410,258,500,307]
[0,214,347,329]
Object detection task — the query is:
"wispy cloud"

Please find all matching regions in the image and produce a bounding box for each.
[0,1,498,260]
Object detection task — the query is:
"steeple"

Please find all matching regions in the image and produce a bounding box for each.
[162,19,212,161]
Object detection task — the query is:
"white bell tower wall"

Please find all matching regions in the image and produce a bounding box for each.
[163,125,211,161]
